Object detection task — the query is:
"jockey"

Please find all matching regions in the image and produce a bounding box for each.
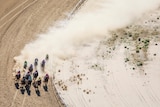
[23,61,27,69]
[37,77,41,86]
[21,76,26,85]
[41,60,45,67]
[34,58,38,66]
[15,71,21,80]
[27,75,32,85]
[25,71,30,80]
[44,74,49,82]
[35,58,38,62]
[33,70,38,79]
[29,64,33,72]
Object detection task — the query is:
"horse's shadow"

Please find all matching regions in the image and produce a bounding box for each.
[43,85,48,92]
[35,89,40,96]
[14,83,19,89]
[25,85,31,96]
[20,87,25,94]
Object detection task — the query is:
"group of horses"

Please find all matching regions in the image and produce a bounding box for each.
[14,54,50,95]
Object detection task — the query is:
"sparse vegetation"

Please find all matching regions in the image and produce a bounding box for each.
[97,16,160,72]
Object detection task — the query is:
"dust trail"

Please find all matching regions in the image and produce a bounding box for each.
[13,0,160,75]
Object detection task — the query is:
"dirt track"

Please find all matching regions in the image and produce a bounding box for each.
[0,0,78,106]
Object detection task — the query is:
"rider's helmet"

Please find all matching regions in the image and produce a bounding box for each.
[46,74,49,76]
[24,61,27,64]
[18,71,20,73]
[38,77,41,80]
[35,58,38,61]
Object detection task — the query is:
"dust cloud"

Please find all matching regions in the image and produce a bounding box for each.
[13,0,160,74]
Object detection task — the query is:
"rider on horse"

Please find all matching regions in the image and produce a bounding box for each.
[27,75,32,86]
[37,77,42,86]
[43,74,49,87]
[33,70,38,80]
[23,61,27,69]
[33,77,41,90]
[29,64,33,72]
[34,58,38,66]
[20,76,26,89]
[15,71,21,80]
[25,71,31,80]
[41,60,45,68]
[44,74,49,83]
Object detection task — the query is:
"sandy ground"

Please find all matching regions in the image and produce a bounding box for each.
[0,0,79,107]
[54,8,160,106]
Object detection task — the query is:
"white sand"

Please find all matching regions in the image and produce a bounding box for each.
[54,1,160,107]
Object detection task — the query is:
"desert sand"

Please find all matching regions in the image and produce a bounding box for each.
[0,0,79,107]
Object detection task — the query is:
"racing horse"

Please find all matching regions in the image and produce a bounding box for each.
[41,60,45,71]
[34,58,38,66]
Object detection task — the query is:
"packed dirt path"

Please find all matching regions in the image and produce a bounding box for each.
[0,0,78,107]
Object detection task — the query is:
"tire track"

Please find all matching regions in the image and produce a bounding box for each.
[124,64,150,106]
[112,74,130,107]
[131,77,150,107]
[149,86,160,104]
[102,78,114,107]
[76,86,88,107]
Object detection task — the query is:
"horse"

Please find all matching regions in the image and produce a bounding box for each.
[23,61,27,69]
[27,75,32,86]
[25,72,31,80]
[15,71,21,82]
[34,58,38,66]
[41,60,45,71]
[41,60,45,67]
[33,77,41,90]
[37,79,41,86]
[20,77,26,89]
[43,74,49,86]
[33,71,38,80]
[29,64,33,72]
[14,71,21,89]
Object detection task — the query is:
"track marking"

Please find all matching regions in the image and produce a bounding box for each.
[69,0,88,19]
[21,94,26,107]
[0,0,37,29]
[11,90,18,107]
[0,0,29,21]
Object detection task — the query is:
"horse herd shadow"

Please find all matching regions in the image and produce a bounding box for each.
[14,81,48,97]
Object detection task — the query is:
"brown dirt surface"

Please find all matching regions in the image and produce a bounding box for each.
[0,0,78,107]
